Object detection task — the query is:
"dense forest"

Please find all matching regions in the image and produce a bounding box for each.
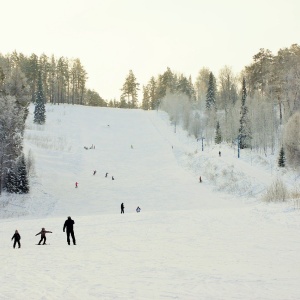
[0,44,299,194]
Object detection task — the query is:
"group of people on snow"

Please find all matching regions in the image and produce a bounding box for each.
[120,203,141,214]
[11,216,76,248]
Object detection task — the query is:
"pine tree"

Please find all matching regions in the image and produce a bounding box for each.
[120,70,140,108]
[206,72,216,110]
[147,77,157,110]
[238,78,251,149]
[16,154,29,194]
[215,121,222,144]
[278,146,286,167]
[5,165,18,193]
[142,85,150,110]
[34,71,46,124]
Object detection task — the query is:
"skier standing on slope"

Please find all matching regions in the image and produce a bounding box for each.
[136,206,141,213]
[75,182,78,188]
[63,216,76,245]
[121,203,125,214]
[11,230,21,248]
[35,228,52,245]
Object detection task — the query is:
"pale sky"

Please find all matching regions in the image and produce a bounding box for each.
[1,0,299,100]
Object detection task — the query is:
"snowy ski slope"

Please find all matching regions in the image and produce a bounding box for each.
[0,104,299,300]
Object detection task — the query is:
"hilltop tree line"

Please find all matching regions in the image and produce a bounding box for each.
[0,51,107,107]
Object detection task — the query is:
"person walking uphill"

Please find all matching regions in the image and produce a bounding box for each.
[11,230,21,248]
[63,216,76,245]
[121,203,125,214]
[35,228,52,245]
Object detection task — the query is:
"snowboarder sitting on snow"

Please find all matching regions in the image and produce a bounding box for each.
[136,206,141,213]
[35,228,52,245]
[121,203,125,214]
[63,216,76,245]
[11,230,21,248]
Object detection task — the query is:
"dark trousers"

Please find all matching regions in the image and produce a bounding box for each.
[13,240,21,248]
[121,208,124,214]
[67,230,76,245]
[38,236,46,244]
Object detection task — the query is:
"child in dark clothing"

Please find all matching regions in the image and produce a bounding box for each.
[35,228,52,245]
[11,230,21,248]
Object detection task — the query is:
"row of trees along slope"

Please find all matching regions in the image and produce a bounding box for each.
[137,44,299,169]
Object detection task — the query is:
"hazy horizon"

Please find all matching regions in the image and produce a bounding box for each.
[1,0,299,100]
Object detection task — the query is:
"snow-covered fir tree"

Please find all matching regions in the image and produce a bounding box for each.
[215,121,222,144]
[16,154,29,193]
[5,164,18,193]
[34,71,46,124]
[206,72,216,110]
[278,146,286,167]
[238,78,251,149]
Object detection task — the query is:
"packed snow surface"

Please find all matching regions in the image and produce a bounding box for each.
[0,104,300,300]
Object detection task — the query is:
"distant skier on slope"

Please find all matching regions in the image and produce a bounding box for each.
[112,176,115,180]
[35,228,52,245]
[199,176,202,183]
[63,216,76,245]
[121,203,125,214]
[93,170,96,175]
[105,173,108,178]
[11,230,21,248]
[136,206,141,213]
[75,182,78,188]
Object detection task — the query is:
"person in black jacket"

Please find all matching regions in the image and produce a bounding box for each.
[63,216,76,245]
[35,228,52,245]
[11,230,21,248]
[121,203,125,214]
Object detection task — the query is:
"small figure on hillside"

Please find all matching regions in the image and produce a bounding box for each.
[121,203,125,214]
[35,228,52,245]
[131,145,133,149]
[136,206,141,213]
[219,151,221,157]
[112,176,115,180]
[199,176,202,183]
[172,145,173,149]
[105,173,108,178]
[11,230,21,249]
[93,170,97,175]
[63,216,76,245]
[75,182,78,188]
